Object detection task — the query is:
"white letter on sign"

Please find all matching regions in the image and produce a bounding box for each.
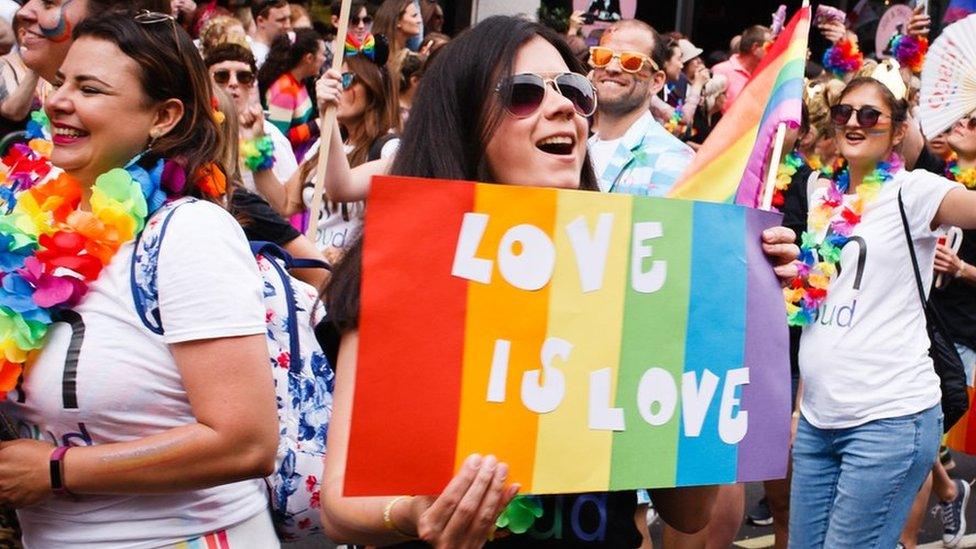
[631,222,667,293]
[681,369,719,437]
[589,368,625,431]
[719,368,750,444]
[637,367,678,426]
[521,337,569,413]
[566,213,614,293]
[498,224,556,291]
[451,213,492,283]
[486,339,511,403]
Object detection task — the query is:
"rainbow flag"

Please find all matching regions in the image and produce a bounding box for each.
[947,387,976,455]
[667,7,810,206]
[345,176,791,496]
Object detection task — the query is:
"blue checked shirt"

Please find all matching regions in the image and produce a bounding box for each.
[588,111,695,197]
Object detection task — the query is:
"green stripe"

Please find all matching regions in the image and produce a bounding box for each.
[609,198,693,489]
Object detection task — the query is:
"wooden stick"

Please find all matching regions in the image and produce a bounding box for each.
[305,0,352,241]
[760,122,788,211]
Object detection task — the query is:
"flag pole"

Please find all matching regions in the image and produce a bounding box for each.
[760,122,788,211]
[305,0,352,241]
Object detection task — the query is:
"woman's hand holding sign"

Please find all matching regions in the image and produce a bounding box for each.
[408,454,519,547]
[762,226,800,284]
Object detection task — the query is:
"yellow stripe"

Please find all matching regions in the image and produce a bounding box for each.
[668,126,760,202]
[531,191,632,493]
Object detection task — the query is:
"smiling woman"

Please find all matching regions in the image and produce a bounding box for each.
[0,12,280,548]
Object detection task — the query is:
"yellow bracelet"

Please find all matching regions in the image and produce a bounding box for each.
[383,495,414,538]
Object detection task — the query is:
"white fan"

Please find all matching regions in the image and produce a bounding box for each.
[919,13,976,139]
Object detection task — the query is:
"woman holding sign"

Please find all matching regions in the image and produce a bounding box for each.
[786,60,976,546]
[319,15,800,548]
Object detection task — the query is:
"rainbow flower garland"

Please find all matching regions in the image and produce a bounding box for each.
[945,157,976,189]
[772,151,842,209]
[784,153,903,326]
[0,110,227,396]
[823,38,864,77]
[889,34,928,74]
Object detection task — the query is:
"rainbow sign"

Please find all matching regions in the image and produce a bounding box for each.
[345,176,790,496]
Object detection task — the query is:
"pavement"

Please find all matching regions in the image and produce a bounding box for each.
[647,450,976,548]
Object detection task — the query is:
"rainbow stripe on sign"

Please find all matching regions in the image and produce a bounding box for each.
[345,176,790,496]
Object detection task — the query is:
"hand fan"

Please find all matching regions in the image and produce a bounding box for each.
[918,13,976,138]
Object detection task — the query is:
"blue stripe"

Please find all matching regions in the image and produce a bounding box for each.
[675,203,746,486]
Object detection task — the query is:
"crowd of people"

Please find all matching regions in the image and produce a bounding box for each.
[0,0,974,548]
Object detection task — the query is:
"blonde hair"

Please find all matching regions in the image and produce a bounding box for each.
[212,87,244,187]
[200,15,247,55]
[704,73,728,112]
[805,79,845,140]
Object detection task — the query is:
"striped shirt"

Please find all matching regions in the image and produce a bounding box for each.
[265,72,320,163]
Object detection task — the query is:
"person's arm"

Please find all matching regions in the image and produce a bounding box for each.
[934,187,976,230]
[284,234,331,290]
[321,331,517,546]
[0,64,39,122]
[0,334,277,507]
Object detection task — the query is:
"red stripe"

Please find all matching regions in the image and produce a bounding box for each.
[345,176,473,496]
[216,530,230,549]
[204,532,218,549]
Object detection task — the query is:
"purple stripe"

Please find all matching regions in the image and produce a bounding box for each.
[736,208,792,481]
[734,99,804,207]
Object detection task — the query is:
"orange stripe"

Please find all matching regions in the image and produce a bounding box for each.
[454,184,556,491]
[204,532,219,549]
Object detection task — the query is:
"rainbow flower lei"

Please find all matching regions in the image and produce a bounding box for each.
[664,99,689,137]
[784,153,903,326]
[823,38,864,78]
[888,34,928,74]
[772,151,842,209]
[945,157,976,189]
[0,110,225,396]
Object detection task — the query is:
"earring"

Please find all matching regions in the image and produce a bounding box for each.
[147,131,159,151]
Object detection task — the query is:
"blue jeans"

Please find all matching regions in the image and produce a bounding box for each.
[788,405,942,548]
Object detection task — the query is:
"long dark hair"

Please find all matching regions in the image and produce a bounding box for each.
[258,27,322,98]
[326,16,599,332]
[73,12,225,202]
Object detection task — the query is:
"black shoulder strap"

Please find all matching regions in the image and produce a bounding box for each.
[367,133,397,162]
[898,188,928,308]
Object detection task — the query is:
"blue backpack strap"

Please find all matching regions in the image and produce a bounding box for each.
[130,198,196,334]
[251,242,303,372]
[249,241,331,271]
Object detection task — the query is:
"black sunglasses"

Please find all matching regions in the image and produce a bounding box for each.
[341,72,356,89]
[351,15,373,25]
[956,116,976,131]
[496,73,597,118]
[830,104,891,129]
[213,69,255,86]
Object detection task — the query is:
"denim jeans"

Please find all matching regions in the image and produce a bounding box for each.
[788,405,942,548]
[954,343,976,386]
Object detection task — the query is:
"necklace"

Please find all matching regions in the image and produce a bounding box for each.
[771,151,842,209]
[784,153,903,326]
[945,156,976,189]
[0,110,224,397]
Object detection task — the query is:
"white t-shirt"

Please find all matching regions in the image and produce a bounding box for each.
[2,201,268,548]
[799,169,961,429]
[588,136,623,191]
[251,40,270,68]
[302,138,399,256]
[241,120,298,195]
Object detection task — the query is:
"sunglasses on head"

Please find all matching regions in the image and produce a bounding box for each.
[212,69,255,86]
[351,15,373,25]
[496,72,597,118]
[588,46,659,73]
[830,104,891,129]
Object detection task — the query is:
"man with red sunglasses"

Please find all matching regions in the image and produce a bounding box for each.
[587,19,695,198]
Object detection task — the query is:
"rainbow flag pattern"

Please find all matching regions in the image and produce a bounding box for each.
[667,7,811,206]
[345,176,791,496]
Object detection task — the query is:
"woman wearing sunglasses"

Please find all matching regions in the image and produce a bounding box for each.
[318,15,798,549]
[787,66,976,546]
